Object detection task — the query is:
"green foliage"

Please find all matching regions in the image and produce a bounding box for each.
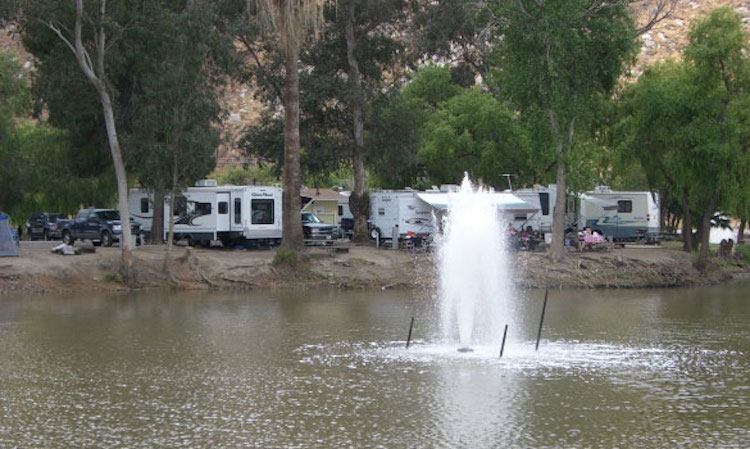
[418,88,529,186]
[272,248,299,267]
[212,165,278,186]
[734,243,750,262]
[367,66,464,188]
[103,272,124,284]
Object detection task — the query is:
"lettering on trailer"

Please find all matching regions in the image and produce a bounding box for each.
[404,218,433,225]
[251,192,274,197]
[381,196,392,202]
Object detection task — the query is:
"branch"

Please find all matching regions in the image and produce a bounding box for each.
[635,0,677,36]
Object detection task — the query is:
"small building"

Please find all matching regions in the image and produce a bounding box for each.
[301,188,350,227]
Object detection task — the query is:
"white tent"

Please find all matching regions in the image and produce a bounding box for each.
[0,213,19,257]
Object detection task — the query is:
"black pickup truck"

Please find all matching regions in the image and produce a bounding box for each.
[60,208,140,246]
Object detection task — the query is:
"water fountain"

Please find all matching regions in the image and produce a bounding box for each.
[437,175,515,351]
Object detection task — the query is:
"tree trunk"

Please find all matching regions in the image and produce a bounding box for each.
[163,188,176,274]
[344,3,369,241]
[151,189,165,245]
[550,159,568,261]
[739,218,746,244]
[659,189,669,234]
[681,191,693,252]
[279,31,304,251]
[695,187,720,270]
[50,0,133,281]
[99,86,133,281]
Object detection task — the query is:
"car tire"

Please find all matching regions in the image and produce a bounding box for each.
[62,231,74,245]
[101,231,113,247]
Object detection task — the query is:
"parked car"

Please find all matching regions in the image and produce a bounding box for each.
[25,212,65,241]
[60,208,141,246]
[302,212,336,245]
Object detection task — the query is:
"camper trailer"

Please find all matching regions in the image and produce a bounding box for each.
[129,180,282,246]
[369,190,436,240]
[579,186,659,242]
[511,185,557,233]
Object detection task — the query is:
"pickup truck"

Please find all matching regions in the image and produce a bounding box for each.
[302,212,336,245]
[60,208,141,246]
[25,212,65,240]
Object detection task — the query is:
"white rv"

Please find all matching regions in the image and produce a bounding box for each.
[129,180,282,246]
[579,186,660,242]
[511,185,557,233]
[369,190,436,240]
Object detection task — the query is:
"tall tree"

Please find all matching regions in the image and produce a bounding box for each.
[45,0,134,279]
[683,7,749,269]
[490,0,639,260]
[248,0,331,252]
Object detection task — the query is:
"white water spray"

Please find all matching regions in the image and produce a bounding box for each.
[438,175,515,348]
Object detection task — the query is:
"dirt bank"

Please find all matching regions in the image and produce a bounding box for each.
[0,241,746,295]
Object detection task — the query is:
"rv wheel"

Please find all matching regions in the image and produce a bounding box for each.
[370,228,380,240]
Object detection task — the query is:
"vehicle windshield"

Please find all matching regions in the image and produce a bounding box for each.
[96,210,120,221]
[301,213,321,223]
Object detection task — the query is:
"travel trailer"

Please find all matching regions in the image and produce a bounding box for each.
[369,190,436,240]
[579,186,660,242]
[511,185,557,233]
[510,184,582,234]
[129,180,282,246]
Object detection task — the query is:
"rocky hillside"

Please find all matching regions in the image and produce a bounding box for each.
[3,0,749,167]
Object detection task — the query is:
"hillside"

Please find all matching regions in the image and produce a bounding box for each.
[2,1,748,168]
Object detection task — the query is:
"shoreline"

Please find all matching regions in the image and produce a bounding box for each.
[1,241,747,296]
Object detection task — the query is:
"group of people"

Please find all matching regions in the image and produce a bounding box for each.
[566,227,608,252]
[506,224,542,251]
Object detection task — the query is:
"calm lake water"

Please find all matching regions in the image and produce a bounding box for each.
[1,283,750,448]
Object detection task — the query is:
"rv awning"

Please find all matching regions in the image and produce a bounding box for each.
[583,195,619,211]
[416,192,538,213]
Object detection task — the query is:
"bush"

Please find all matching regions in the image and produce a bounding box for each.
[272,248,298,268]
[734,243,750,262]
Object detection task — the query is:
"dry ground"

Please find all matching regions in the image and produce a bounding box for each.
[0,240,745,296]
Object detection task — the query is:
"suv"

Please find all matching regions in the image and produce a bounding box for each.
[60,208,141,246]
[25,212,65,241]
[302,213,336,245]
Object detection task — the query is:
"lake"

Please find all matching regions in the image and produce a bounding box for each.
[1,283,749,447]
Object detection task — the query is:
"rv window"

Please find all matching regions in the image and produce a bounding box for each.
[514,213,527,221]
[378,208,385,216]
[618,200,632,213]
[251,199,274,224]
[234,198,241,224]
[338,205,343,216]
[218,202,228,215]
[140,198,149,214]
[539,193,550,216]
[195,202,212,216]
[174,196,187,216]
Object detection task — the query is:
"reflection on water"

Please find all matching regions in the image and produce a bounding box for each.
[1,283,750,447]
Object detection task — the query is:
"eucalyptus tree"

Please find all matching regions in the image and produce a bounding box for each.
[618,8,750,269]
[43,0,134,279]
[682,7,750,269]
[489,0,640,261]
[125,1,230,247]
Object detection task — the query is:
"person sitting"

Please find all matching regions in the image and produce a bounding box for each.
[582,227,606,251]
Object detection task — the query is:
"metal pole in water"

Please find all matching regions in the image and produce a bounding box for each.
[499,324,509,358]
[535,288,549,351]
[406,317,415,349]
